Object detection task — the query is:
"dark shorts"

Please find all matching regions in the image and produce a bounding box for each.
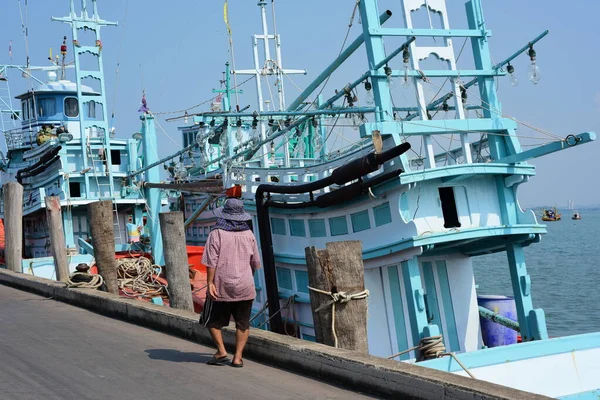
[201,298,253,331]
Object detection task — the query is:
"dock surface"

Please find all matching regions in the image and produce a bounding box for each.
[0,285,371,400]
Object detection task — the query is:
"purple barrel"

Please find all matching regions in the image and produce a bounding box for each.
[477,295,518,347]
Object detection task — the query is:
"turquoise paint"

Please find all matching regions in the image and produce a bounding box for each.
[308,219,326,237]
[351,210,371,233]
[140,115,164,266]
[401,258,430,345]
[302,333,317,342]
[372,27,489,38]
[271,217,286,235]
[278,290,310,304]
[559,389,600,399]
[496,132,595,164]
[419,331,600,373]
[276,267,293,290]
[387,266,410,360]
[374,202,393,226]
[421,262,442,332]
[62,205,76,250]
[329,216,348,236]
[271,225,546,265]
[435,260,460,352]
[289,219,306,237]
[295,270,309,294]
[506,243,547,341]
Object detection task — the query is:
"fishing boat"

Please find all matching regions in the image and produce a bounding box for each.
[165,0,599,398]
[0,1,210,307]
[542,207,562,221]
[572,211,582,220]
[0,1,598,398]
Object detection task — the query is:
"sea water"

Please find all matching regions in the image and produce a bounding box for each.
[472,208,600,337]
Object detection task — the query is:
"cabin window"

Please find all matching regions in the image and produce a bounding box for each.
[38,98,56,117]
[64,97,79,117]
[271,218,286,235]
[438,187,461,228]
[308,219,326,237]
[110,150,121,165]
[21,100,28,120]
[29,99,35,119]
[289,219,306,237]
[183,131,197,148]
[69,181,82,197]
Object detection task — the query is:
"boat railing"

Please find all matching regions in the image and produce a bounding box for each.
[4,127,33,151]
[229,146,378,200]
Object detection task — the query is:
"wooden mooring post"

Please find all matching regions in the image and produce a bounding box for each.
[45,196,69,282]
[304,241,369,352]
[88,200,118,294]
[4,182,23,272]
[159,212,194,312]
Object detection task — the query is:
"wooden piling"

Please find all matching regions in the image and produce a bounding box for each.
[45,196,69,282]
[305,241,369,352]
[88,200,118,293]
[159,212,194,312]
[4,182,23,272]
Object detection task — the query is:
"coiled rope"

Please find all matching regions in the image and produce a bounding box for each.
[308,286,370,348]
[116,256,167,299]
[388,335,475,378]
[66,271,104,289]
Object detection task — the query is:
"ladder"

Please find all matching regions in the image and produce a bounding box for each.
[53,1,121,243]
[401,0,472,167]
[0,67,19,145]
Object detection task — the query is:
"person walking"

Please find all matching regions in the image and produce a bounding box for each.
[200,198,261,368]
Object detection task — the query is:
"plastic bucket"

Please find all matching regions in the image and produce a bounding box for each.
[477,295,518,347]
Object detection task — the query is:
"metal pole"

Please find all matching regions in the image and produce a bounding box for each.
[287,10,393,111]
[140,114,164,266]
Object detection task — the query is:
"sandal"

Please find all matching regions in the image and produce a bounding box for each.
[231,360,244,368]
[206,355,229,365]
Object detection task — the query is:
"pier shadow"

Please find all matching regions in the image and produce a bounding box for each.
[145,348,213,363]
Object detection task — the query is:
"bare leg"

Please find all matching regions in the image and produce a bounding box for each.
[209,327,228,357]
[232,328,249,364]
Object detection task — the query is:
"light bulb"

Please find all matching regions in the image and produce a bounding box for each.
[295,140,305,158]
[401,61,411,89]
[527,46,541,85]
[384,66,396,91]
[363,80,374,105]
[220,130,228,148]
[506,63,518,86]
[365,89,374,105]
[528,62,540,84]
[196,131,204,145]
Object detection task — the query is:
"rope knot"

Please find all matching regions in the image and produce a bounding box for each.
[308,286,370,348]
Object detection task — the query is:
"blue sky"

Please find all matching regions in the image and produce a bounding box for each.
[1,0,598,208]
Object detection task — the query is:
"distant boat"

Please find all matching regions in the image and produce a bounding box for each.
[542,207,561,221]
[572,211,582,220]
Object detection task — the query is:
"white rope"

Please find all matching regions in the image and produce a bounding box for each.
[308,286,370,348]
[116,256,166,298]
[66,271,104,289]
[387,335,475,379]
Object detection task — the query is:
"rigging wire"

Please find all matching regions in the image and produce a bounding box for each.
[224,1,240,109]
[155,75,255,117]
[110,0,129,129]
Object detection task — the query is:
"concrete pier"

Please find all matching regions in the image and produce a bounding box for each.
[0,269,548,400]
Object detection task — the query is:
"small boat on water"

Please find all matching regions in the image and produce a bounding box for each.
[572,211,582,220]
[542,207,561,221]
